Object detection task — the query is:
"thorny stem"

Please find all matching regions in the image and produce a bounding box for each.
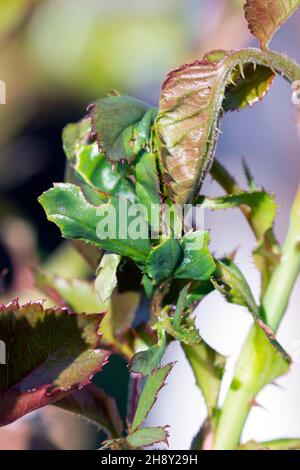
[214,186,300,449]
[209,49,300,450]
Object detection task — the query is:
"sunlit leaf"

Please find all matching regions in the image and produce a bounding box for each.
[244,0,300,49]
[131,363,173,432]
[75,142,136,200]
[39,184,151,263]
[135,152,161,224]
[174,232,216,281]
[0,300,109,426]
[95,254,121,303]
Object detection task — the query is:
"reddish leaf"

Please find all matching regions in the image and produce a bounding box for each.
[55,383,123,438]
[0,300,110,426]
[244,0,300,49]
[156,51,276,204]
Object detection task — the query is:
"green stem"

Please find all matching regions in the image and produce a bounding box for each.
[214,186,300,449]
[262,186,300,331]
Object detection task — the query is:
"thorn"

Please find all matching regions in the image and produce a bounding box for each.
[253,62,257,71]
[239,62,245,79]
[270,381,285,391]
[228,76,237,86]
[251,399,266,411]
[215,127,223,134]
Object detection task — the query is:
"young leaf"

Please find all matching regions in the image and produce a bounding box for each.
[156,50,279,204]
[54,383,123,438]
[75,142,122,193]
[183,342,226,417]
[198,190,277,241]
[214,258,291,364]
[165,284,201,345]
[130,329,167,376]
[223,64,275,111]
[147,237,182,282]
[0,300,110,426]
[244,0,300,50]
[102,426,169,450]
[89,96,155,163]
[95,253,121,303]
[39,184,151,263]
[174,231,216,281]
[214,258,260,317]
[135,152,161,223]
[131,363,173,432]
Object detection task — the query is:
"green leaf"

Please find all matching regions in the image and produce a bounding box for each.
[55,383,123,438]
[62,119,91,162]
[183,342,226,417]
[130,329,167,376]
[89,95,155,163]
[214,258,259,317]
[197,191,277,241]
[156,50,278,204]
[174,231,216,281]
[159,284,201,345]
[223,64,275,112]
[214,258,291,367]
[131,363,173,432]
[95,254,121,303]
[135,152,161,223]
[0,300,109,426]
[186,280,215,307]
[244,0,300,49]
[147,237,182,282]
[102,426,168,450]
[75,142,136,201]
[39,183,151,263]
